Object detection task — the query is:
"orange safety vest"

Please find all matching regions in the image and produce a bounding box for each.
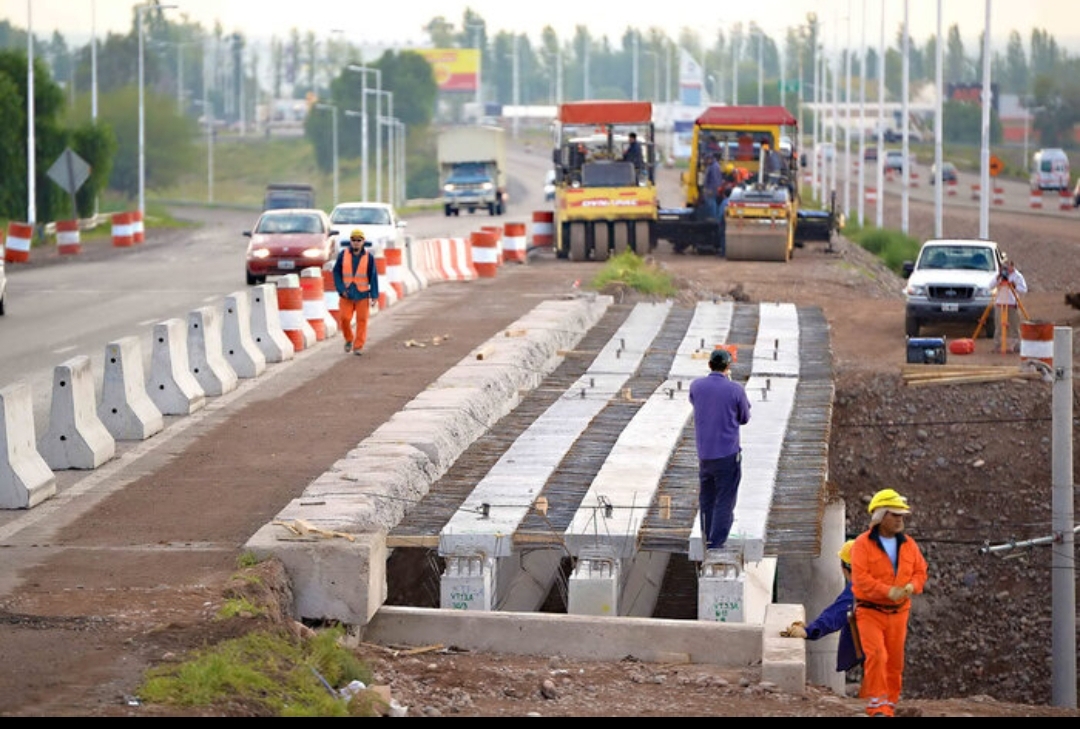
[341,249,371,293]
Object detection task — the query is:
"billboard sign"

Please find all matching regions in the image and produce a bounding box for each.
[417,48,480,92]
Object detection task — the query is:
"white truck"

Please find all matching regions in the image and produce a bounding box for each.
[902,238,1005,338]
[437,125,507,217]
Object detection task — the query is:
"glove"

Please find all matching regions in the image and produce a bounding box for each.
[887,585,907,602]
[780,621,807,639]
[903,583,915,598]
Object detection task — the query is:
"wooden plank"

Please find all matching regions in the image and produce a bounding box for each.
[385,534,441,548]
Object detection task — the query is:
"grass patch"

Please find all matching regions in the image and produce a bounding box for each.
[590,251,678,298]
[842,220,921,275]
[137,626,378,717]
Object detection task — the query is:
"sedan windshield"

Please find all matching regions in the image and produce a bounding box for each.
[256,214,324,234]
[332,207,391,226]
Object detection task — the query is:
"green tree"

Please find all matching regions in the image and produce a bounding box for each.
[943,99,1001,145]
[945,25,968,83]
[0,71,24,216]
[309,50,437,179]
[93,85,197,199]
[0,49,68,223]
[1003,30,1028,95]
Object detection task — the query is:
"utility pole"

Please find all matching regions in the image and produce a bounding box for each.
[901,0,910,235]
[876,0,885,228]
[978,0,992,240]
[1050,328,1077,709]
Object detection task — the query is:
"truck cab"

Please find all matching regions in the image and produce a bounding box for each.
[443,162,502,216]
[902,238,1004,338]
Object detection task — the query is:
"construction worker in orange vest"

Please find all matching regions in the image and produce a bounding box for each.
[332,228,379,356]
[850,489,928,718]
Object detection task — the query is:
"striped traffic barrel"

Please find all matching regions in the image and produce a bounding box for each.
[299,266,327,341]
[131,210,145,243]
[111,212,134,247]
[55,219,81,255]
[321,264,340,330]
[276,274,307,352]
[4,222,33,263]
[384,246,406,300]
[481,225,504,265]
[374,248,397,310]
[470,230,499,278]
[531,210,554,249]
[502,221,527,263]
[1020,321,1054,367]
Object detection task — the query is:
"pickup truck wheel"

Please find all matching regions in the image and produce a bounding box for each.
[444,205,452,217]
[905,313,921,337]
[983,311,996,338]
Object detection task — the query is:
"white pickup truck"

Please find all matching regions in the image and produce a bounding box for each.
[902,238,1005,338]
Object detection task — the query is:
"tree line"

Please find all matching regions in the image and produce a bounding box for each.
[2,7,1079,223]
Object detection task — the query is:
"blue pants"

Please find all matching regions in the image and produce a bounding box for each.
[698,451,742,549]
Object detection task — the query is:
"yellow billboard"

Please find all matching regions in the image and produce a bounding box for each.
[417,48,479,92]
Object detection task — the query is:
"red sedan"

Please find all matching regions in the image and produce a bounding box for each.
[243,208,340,285]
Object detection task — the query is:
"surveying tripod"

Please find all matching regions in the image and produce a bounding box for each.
[971,278,1029,353]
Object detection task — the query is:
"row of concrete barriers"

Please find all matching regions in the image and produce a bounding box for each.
[0,221,551,511]
[2,210,559,264]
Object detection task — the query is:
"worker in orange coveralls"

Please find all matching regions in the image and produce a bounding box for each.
[850,488,928,718]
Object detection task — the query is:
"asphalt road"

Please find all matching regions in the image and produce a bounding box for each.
[0,141,554,435]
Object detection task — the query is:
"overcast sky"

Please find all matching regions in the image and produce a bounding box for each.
[11,0,1080,53]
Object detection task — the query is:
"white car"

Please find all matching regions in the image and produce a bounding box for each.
[329,201,407,252]
[543,169,556,201]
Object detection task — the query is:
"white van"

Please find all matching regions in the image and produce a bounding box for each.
[1030,148,1070,191]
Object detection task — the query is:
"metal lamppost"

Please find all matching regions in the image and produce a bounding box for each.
[315,103,339,206]
[26,0,35,227]
[137,2,178,218]
[644,50,658,102]
[344,109,363,199]
[757,28,764,106]
[346,64,380,200]
[367,89,392,203]
[378,115,396,207]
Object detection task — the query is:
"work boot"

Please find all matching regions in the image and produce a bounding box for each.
[344,341,352,353]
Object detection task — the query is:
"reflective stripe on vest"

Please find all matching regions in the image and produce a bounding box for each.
[342,249,371,292]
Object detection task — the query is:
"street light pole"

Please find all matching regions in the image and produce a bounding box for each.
[344,109,363,198]
[315,103,339,206]
[26,0,35,227]
[137,2,178,219]
[347,64,380,200]
[757,28,763,106]
[368,89,392,203]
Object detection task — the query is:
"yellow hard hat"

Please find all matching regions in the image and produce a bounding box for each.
[837,539,855,566]
[350,228,365,241]
[722,162,735,174]
[867,488,911,515]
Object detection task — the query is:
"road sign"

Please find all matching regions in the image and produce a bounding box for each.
[989,154,1004,177]
[47,148,91,194]
[777,80,800,93]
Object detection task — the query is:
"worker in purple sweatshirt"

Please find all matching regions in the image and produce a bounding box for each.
[688,347,751,555]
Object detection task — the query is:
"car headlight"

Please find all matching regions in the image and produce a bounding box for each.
[302,248,325,259]
[976,284,994,297]
[251,248,271,259]
[481,182,493,191]
[443,183,455,192]
[905,283,927,297]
